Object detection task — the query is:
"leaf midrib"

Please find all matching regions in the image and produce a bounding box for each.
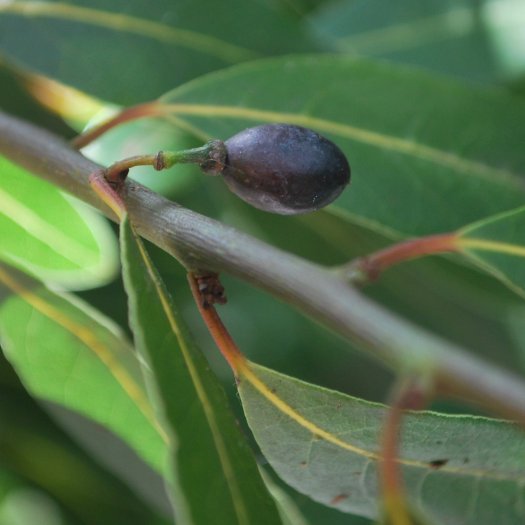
[0,265,168,444]
[241,363,525,483]
[335,6,474,55]
[0,187,97,269]
[129,224,251,525]
[458,238,525,257]
[159,103,524,188]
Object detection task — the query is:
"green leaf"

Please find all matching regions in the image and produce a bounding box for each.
[381,507,434,525]
[456,206,525,297]
[119,215,282,525]
[261,0,333,19]
[0,263,167,472]
[237,361,525,524]
[506,305,525,374]
[260,469,311,525]
[0,0,323,104]
[156,55,525,237]
[0,157,118,290]
[0,469,19,501]
[310,0,498,82]
[0,375,169,525]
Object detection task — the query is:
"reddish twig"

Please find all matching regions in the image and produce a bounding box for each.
[380,377,432,525]
[71,101,164,149]
[345,233,459,284]
[187,272,245,374]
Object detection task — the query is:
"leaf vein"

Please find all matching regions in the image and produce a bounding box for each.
[1,1,258,63]
[131,227,251,525]
[458,238,525,257]
[0,265,167,443]
[241,363,525,482]
[161,103,523,187]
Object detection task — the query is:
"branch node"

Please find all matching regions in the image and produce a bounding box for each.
[195,272,227,308]
[154,151,166,171]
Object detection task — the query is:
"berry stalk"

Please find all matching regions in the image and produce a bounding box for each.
[97,141,227,187]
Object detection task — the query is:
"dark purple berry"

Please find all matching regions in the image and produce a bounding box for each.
[208,124,350,215]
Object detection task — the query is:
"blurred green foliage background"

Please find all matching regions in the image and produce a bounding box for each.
[1,0,525,523]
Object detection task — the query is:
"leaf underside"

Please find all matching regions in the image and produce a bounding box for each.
[238,362,525,525]
[0,262,166,472]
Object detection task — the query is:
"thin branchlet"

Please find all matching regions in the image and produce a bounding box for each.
[1,110,525,424]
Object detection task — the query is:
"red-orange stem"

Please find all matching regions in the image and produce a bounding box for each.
[380,378,431,525]
[348,233,459,284]
[187,273,245,375]
[381,395,406,519]
[72,101,164,149]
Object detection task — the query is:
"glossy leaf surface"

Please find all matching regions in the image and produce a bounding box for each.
[0,365,169,525]
[0,263,166,472]
[0,157,118,290]
[120,216,281,525]
[238,361,525,524]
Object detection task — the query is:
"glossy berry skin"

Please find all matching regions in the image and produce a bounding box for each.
[218,124,350,215]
